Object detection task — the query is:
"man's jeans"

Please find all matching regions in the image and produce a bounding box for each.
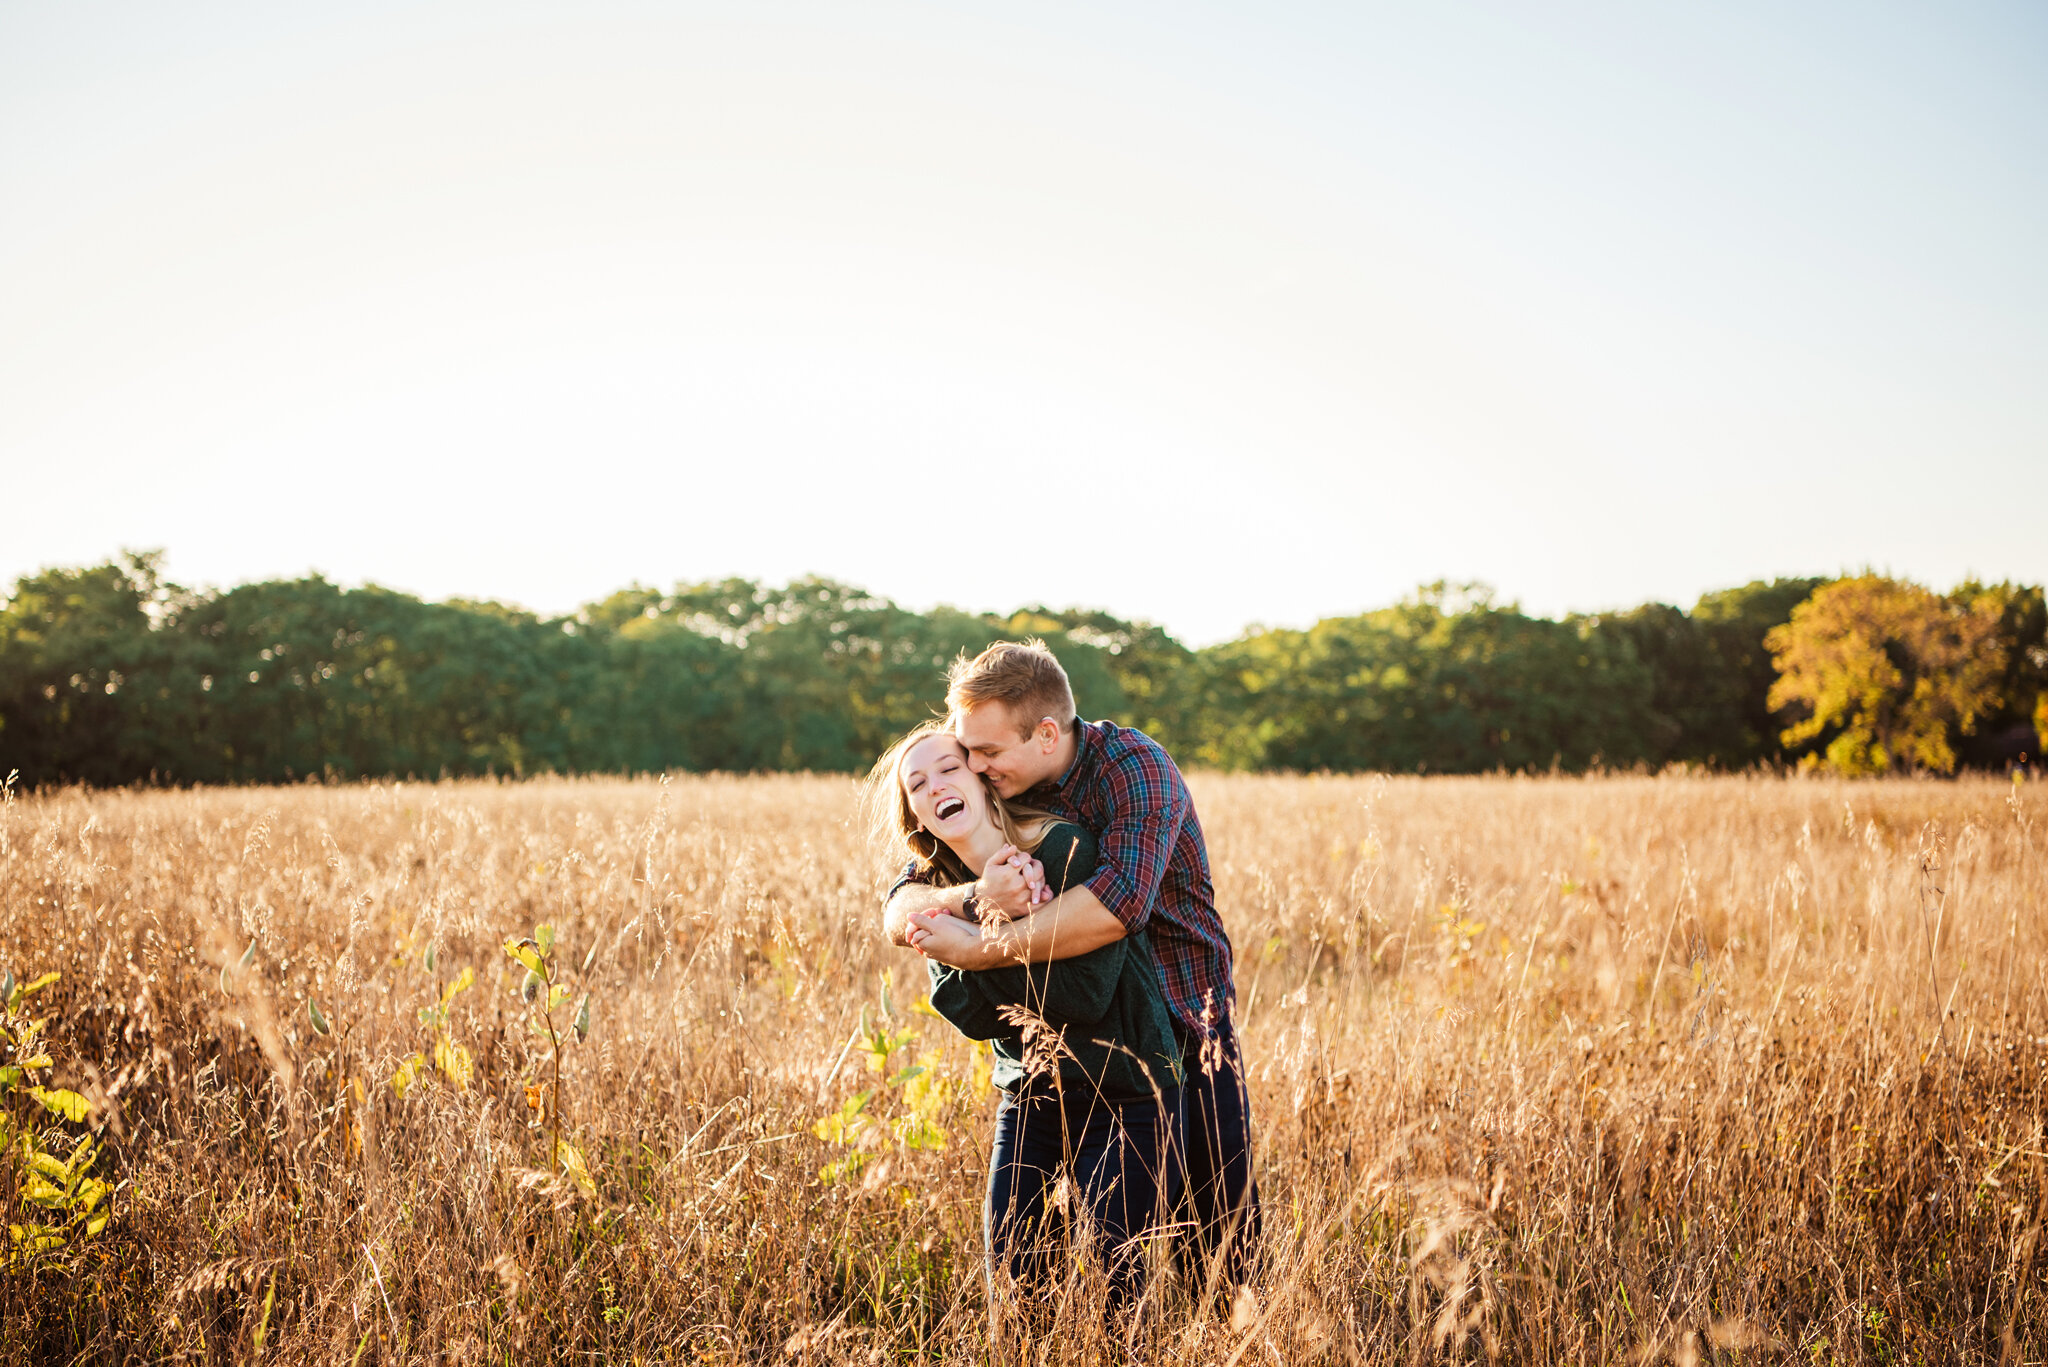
[1175,1017,1261,1290]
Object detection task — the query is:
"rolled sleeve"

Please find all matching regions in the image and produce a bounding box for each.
[1080,751,1188,934]
[884,859,933,906]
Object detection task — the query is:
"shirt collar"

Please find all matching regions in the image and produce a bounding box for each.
[1046,717,1096,797]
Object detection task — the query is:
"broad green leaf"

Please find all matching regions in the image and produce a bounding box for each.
[30,1088,90,1123]
[891,1113,948,1151]
[238,941,257,971]
[0,1066,21,1090]
[308,999,332,1036]
[534,924,556,956]
[28,1152,68,1182]
[85,1212,109,1237]
[547,983,572,1012]
[818,1152,871,1185]
[520,970,542,1003]
[888,1065,926,1088]
[811,1089,875,1144]
[423,943,438,973]
[17,1054,53,1070]
[16,971,58,1001]
[910,995,943,1019]
[573,994,591,1043]
[877,976,895,1021]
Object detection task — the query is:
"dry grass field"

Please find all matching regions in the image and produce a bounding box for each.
[3,772,2045,1365]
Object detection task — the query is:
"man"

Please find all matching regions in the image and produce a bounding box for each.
[885,640,1260,1295]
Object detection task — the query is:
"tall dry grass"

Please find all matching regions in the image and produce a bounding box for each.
[3,772,2044,1364]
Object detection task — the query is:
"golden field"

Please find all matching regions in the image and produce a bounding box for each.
[3,772,2045,1364]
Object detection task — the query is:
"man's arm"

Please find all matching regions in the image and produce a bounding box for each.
[885,845,1049,946]
[911,885,1126,969]
[1076,747,1189,935]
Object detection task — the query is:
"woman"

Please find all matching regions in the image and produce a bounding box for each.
[869,721,1181,1320]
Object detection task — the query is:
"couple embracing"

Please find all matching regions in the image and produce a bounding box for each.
[873,639,1259,1327]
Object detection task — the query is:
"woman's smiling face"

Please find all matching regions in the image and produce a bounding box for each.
[898,733,990,846]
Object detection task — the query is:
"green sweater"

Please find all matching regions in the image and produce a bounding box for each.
[923,823,1181,1100]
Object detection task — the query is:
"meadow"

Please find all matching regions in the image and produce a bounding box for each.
[3,771,2044,1364]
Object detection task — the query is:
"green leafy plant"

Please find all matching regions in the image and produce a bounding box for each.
[503,924,596,1196]
[0,970,111,1269]
[812,985,955,1185]
[393,959,476,1096]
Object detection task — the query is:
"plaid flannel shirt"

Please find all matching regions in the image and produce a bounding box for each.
[891,719,1235,1039]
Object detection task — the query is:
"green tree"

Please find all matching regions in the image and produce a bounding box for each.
[0,552,198,784]
[1766,575,2006,775]
[1597,577,1825,767]
[1203,584,1665,773]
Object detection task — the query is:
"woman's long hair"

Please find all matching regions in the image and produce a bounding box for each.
[864,720,1060,883]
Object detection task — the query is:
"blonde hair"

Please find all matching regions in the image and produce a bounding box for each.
[944,639,1077,740]
[864,721,1060,882]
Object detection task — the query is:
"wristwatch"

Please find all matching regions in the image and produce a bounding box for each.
[961,881,981,923]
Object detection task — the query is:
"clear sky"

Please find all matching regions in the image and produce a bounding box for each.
[4,1,2044,644]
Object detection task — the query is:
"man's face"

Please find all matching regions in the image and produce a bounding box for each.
[954,702,1060,798]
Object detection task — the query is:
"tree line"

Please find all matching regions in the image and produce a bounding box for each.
[1,554,2041,786]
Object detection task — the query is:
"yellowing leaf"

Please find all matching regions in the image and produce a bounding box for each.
[390,1052,427,1098]
[8,1223,65,1256]
[15,971,59,1001]
[554,1139,597,1199]
[30,1087,90,1122]
[433,1035,474,1091]
[440,966,475,1004]
[22,1173,65,1206]
[503,939,545,975]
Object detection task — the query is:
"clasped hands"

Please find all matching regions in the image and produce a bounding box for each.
[905,844,1051,967]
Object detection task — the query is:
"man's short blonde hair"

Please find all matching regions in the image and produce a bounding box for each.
[946,639,1077,740]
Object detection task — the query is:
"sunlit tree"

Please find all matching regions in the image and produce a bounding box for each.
[1765,575,2006,775]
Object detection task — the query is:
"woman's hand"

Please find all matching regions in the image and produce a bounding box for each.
[905,909,984,968]
[978,846,1047,921]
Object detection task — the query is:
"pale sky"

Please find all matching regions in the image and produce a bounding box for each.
[4,1,2044,644]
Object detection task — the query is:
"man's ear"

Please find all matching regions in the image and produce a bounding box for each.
[1035,717,1060,752]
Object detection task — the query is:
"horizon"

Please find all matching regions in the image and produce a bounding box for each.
[10,546,1994,647]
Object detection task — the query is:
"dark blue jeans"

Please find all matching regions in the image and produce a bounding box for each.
[986,1080,1180,1315]
[1175,1018,1262,1291]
